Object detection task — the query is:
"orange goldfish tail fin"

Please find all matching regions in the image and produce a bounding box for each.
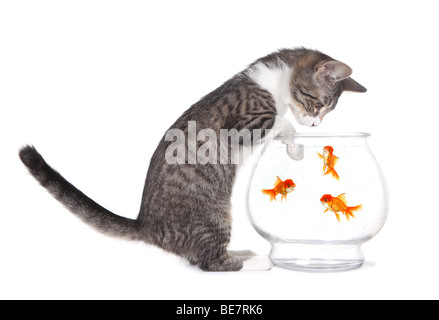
[332,168,340,180]
[324,167,340,180]
[262,189,276,202]
[344,204,362,221]
[348,204,363,212]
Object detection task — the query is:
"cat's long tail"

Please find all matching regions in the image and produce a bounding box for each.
[19,145,140,241]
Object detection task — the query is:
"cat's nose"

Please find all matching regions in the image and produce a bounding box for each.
[312,117,321,127]
[302,115,321,127]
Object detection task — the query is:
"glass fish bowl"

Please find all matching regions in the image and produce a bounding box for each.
[246,133,388,272]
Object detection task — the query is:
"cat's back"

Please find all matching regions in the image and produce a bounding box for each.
[173,72,273,130]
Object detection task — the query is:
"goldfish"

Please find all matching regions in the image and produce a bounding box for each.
[262,176,296,202]
[317,146,340,180]
[320,193,362,222]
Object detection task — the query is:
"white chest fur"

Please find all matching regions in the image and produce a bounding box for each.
[247,61,294,116]
[247,61,296,137]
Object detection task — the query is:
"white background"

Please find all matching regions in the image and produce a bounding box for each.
[1,0,438,299]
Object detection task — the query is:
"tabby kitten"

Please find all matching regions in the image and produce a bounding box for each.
[19,48,366,271]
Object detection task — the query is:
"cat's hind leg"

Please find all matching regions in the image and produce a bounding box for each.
[187,207,272,271]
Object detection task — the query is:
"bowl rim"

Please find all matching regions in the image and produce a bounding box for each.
[278,132,371,138]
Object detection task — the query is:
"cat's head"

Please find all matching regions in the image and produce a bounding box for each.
[289,53,367,127]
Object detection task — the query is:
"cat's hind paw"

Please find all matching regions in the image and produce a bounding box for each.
[229,250,257,257]
[241,255,273,271]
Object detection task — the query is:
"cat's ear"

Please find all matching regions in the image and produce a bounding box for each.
[314,60,367,93]
[314,60,352,82]
[342,77,367,93]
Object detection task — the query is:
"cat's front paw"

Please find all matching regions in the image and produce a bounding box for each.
[276,134,304,161]
[286,143,304,161]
